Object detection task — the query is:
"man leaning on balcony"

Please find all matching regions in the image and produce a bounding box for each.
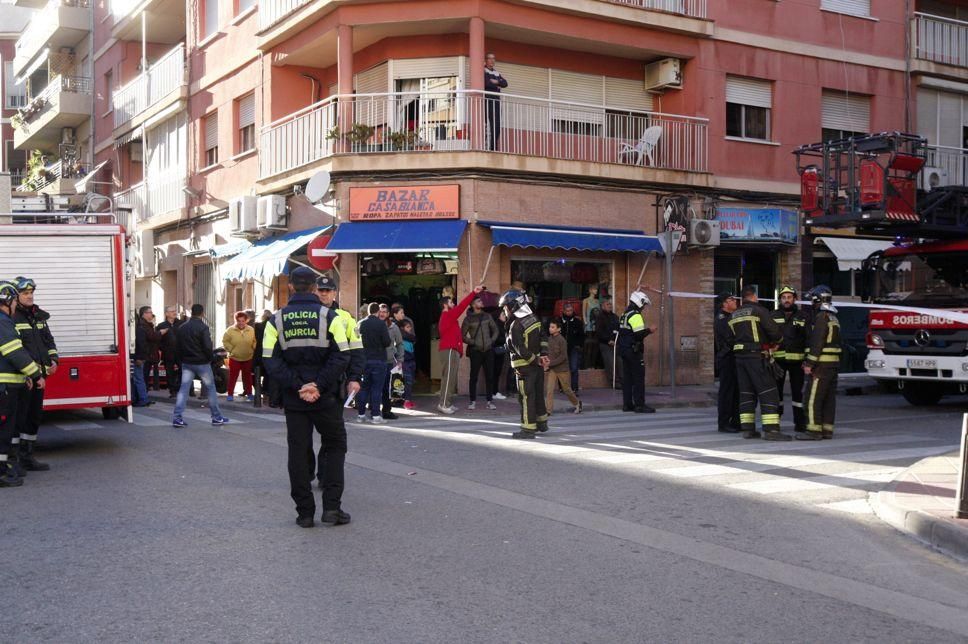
[484,53,508,151]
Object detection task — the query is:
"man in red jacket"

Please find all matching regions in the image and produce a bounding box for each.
[437,285,484,414]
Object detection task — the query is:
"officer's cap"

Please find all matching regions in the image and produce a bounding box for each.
[717,291,739,303]
[290,267,317,287]
[316,275,338,291]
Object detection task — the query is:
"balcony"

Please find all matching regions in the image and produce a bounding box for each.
[912,13,968,76]
[114,174,187,225]
[13,76,93,152]
[600,0,706,19]
[13,0,91,80]
[113,45,187,133]
[111,0,186,44]
[924,145,968,187]
[259,90,708,184]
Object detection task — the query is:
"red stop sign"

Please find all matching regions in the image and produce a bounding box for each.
[307,235,338,270]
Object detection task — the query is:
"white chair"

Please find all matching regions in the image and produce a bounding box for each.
[618,125,662,166]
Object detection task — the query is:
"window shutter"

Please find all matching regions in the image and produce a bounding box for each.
[550,69,604,106]
[239,94,255,128]
[500,63,549,99]
[820,0,870,17]
[821,91,870,133]
[354,63,389,95]
[391,57,459,80]
[725,76,772,109]
[605,76,654,112]
[205,113,218,151]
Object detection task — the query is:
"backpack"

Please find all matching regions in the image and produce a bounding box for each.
[363,257,392,276]
[416,258,445,275]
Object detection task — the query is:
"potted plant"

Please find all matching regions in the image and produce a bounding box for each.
[386,129,420,151]
[325,123,376,151]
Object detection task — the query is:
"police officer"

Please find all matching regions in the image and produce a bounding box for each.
[0,280,43,487]
[798,286,841,441]
[314,274,363,486]
[728,286,790,441]
[715,292,740,432]
[12,276,57,471]
[771,286,809,434]
[499,288,549,439]
[262,267,351,528]
[618,290,656,413]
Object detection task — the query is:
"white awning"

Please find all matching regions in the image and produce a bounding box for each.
[816,237,894,271]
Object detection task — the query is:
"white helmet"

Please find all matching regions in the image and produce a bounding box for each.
[629,290,651,308]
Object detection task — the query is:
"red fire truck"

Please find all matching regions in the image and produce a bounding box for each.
[0,215,131,420]
[795,132,968,406]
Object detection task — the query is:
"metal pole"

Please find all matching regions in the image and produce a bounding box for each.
[253,365,263,408]
[665,229,676,396]
[956,413,968,519]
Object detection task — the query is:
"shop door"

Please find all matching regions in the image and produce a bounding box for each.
[713,250,777,308]
[193,263,217,342]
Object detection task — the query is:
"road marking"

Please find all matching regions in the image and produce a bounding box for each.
[816,498,875,514]
[53,420,102,431]
[727,468,902,495]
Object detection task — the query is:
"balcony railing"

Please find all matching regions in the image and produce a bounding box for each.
[259,0,311,30]
[925,144,968,187]
[113,45,186,130]
[260,90,709,179]
[114,174,186,222]
[602,0,706,19]
[16,75,92,128]
[14,0,91,61]
[913,12,968,68]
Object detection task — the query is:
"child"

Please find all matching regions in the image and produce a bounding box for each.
[400,319,417,410]
[545,319,582,415]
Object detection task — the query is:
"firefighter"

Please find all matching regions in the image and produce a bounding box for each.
[12,276,57,471]
[798,286,841,441]
[0,280,43,487]
[715,292,740,432]
[262,267,351,528]
[728,286,790,441]
[499,288,549,439]
[771,285,809,433]
[618,290,657,413]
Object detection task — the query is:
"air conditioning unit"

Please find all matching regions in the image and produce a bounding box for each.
[921,166,947,192]
[645,58,682,91]
[257,195,287,229]
[229,196,258,233]
[688,218,720,247]
[134,228,156,277]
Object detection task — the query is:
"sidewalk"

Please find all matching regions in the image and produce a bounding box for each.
[871,452,968,562]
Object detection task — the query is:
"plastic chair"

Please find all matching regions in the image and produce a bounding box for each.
[618,126,662,166]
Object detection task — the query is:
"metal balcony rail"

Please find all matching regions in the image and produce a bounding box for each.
[260,90,709,179]
[14,0,91,57]
[259,0,311,30]
[113,44,186,130]
[602,0,706,19]
[17,75,92,128]
[115,174,186,222]
[925,145,968,187]
[913,12,968,68]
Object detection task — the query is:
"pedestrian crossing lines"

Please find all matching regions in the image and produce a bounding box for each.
[361,408,955,516]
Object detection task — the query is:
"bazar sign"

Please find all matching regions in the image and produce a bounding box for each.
[715,208,799,244]
[349,185,459,221]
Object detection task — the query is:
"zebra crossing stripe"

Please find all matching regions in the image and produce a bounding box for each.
[727,468,903,495]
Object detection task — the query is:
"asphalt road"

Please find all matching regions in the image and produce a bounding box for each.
[3,391,968,642]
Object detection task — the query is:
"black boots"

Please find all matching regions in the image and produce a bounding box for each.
[511,430,536,440]
[19,441,49,471]
[0,461,22,487]
[320,509,351,526]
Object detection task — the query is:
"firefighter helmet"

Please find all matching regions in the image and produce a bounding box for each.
[0,281,18,306]
[13,276,35,292]
[807,285,832,307]
[779,285,797,297]
[629,290,651,308]
[498,289,529,314]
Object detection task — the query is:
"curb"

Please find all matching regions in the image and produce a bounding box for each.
[869,489,968,563]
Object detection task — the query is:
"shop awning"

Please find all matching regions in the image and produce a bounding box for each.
[484,222,662,253]
[185,240,252,259]
[326,220,468,253]
[816,237,895,271]
[221,226,331,282]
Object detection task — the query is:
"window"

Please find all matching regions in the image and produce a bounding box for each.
[203,0,219,39]
[104,70,113,113]
[204,112,218,166]
[725,76,772,141]
[237,94,255,154]
[820,0,870,18]
[4,141,27,179]
[821,90,870,142]
[237,0,255,14]
[4,62,27,109]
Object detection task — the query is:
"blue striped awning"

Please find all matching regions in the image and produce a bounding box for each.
[485,223,661,253]
[326,219,468,253]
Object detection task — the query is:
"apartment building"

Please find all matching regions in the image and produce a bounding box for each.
[1,5,34,186]
[82,0,952,388]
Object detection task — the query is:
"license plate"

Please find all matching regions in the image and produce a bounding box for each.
[907,359,937,369]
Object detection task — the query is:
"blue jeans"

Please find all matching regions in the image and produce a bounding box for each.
[132,360,148,405]
[568,346,581,391]
[174,363,223,420]
[403,355,416,401]
[356,360,388,417]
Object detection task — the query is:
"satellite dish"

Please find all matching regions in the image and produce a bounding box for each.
[305,170,331,204]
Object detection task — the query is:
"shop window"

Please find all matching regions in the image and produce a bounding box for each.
[813,257,855,297]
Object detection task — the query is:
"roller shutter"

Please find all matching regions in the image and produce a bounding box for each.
[821,91,870,133]
[391,57,460,80]
[820,0,870,17]
[725,76,772,108]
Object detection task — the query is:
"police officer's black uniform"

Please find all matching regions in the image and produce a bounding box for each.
[714,294,739,432]
[500,289,548,439]
[771,288,808,433]
[617,292,654,413]
[263,268,351,527]
[728,294,790,440]
[799,291,841,441]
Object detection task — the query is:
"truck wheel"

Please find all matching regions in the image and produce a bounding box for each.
[101,406,122,420]
[900,383,943,406]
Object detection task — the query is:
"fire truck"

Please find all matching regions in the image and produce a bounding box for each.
[795,132,968,406]
[0,212,132,420]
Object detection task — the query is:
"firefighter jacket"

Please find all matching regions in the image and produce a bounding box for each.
[262,293,350,410]
[714,310,734,367]
[0,310,41,388]
[12,305,57,370]
[806,310,841,367]
[506,312,547,370]
[334,306,364,383]
[617,305,651,355]
[728,301,782,357]
[771,305,808,362]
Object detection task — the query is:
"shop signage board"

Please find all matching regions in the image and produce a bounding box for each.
[715,208,799,244]
[349,185,460,221]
